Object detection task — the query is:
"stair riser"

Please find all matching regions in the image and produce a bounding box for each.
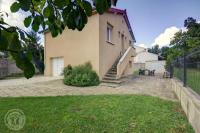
[105,74,116,77]
[101,80,122,84]
[103,77,117,80]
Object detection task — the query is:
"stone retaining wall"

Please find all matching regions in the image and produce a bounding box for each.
[171,78,200,133]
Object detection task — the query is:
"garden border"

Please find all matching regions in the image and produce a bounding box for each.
[171,78,200,133]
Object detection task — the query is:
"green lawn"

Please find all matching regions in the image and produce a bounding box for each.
[187,69,200,94]
[0,95,194,133]
[174,68,200,95]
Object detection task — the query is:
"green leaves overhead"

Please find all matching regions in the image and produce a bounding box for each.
[24,16,32,28]
[10,2,20,13]
[18,0,31,11]
[32,15,42,32]
[53,0,70,9]
[10,0,31,12]
[82,0,93,16]
[93,0,111,14]
[43,6,54,18]
[0,31,9,50]
[1,0,118,79]
[9,0,115,35]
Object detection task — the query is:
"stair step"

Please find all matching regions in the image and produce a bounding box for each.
[101,79,123,84]
[103,76,117,80]
[100,83,120,88]
[105,74,116,77]
[108,71,117,75]
[110,69,117,71]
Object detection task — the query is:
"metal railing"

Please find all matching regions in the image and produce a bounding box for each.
[169,47,200,95]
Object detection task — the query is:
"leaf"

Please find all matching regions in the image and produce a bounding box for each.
[32,15,41,32]
[66,9,77,30]
[24,16,32,27]
[62,5,72,24]
[10,2,20,13]
[23,61,35,79]
[49,24,59,37]
[9,33,21,51]
[94,0,110,14]
[43,6,53,18]
[32,22,40,32]
[82,0,92,16]
[0,31,9,50]
[19,0,31,12]
[76,8,88,31]
[7,27,16,32]
[54,0,67,9]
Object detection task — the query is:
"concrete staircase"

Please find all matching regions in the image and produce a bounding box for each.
[102,57,123,84]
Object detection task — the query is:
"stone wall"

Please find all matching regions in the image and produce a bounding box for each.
[0,59,22,78]
[145,60,166,74]
[171,78,200,133]
[0,59,8,78]
[133,63,145,72]
[7,61,22,75]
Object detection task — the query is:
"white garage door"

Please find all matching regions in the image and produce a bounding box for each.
[52,57,64,76]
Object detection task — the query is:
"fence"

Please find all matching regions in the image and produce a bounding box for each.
[170,47,200,95]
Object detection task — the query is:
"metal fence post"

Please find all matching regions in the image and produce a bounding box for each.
[170,63,173,78]
[183,52,187,87]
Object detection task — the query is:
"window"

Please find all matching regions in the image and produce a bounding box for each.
[129,40,132,46]
[107,23,113,42]
[129,61,132,68]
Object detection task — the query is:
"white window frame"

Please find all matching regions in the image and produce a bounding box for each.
[107,23,113,43]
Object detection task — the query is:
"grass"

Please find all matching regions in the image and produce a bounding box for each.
[0,95,194,133]
[187,69,200,94]
[174,68,200,95]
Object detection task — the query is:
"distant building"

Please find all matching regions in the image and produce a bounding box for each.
[133,45,166,74]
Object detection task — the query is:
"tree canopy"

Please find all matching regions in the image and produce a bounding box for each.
[166,17,200,65]
[0,0,118,78]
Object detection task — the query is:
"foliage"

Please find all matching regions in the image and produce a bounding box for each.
[0,95,194,132]
[0,0,118,78]
[166,17,200,65]
[148,44,160,54]
[64,62,100,87]
[148,45,169,60]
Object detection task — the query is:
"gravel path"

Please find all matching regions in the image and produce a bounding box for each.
[0,75,177,101]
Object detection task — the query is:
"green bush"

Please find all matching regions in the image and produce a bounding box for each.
[63,62,100,87]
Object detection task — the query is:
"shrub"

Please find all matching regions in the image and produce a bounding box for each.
[63,62,100,87]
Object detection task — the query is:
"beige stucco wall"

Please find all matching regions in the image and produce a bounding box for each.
[45,12,135,79]
[44,14,100,76]
[99,12,135,78]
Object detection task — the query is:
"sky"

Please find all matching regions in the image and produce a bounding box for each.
[1,0,200,48]
[117,0,200,48]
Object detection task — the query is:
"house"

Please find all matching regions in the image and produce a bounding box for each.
[133,45,166,73]
[44,8,136,83]
[134,45,158,63]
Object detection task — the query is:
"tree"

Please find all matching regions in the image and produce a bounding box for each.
[0,0,118,78]
[160,46,169,59]
[166,17,200,65]
[148,44,160,54]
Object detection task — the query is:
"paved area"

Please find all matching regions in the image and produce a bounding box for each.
[0,75,177,101]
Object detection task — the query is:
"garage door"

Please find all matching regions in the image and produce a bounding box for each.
[52,57,64,76]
